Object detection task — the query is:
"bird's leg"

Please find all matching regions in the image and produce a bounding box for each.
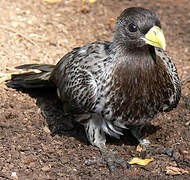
[130,125,174,158]
[83,116,130,172]
[130,125,150,150]
[96,143,130,172]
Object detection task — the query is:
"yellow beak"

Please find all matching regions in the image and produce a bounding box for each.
[143,26,166,50]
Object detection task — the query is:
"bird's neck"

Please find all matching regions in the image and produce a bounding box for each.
[113,45,156,70]
[103,44,158,89]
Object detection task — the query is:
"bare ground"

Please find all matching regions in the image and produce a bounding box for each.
[0,0,190,179]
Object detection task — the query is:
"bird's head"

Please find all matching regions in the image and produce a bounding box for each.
[113,7,166,51]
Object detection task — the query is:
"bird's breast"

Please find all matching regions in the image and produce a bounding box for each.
[99,54,175,126]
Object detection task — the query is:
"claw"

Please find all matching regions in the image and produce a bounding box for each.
[85,147,130,172]
[141,146,175,158]
[100,146,130,172]
[156,147,174,157]
[84,117,130,172]
[85,158,104,166]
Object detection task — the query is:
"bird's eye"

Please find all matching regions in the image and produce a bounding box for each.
[128,23,138,32]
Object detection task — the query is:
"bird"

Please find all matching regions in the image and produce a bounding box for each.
[4,7,181,171]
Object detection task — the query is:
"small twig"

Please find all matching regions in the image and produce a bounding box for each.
[0,25,39,47]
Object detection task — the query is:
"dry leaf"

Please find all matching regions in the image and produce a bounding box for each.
[109,18,116,23]
[166,166,189,175]
[129,157,154,166]
[43,0,62,4]
[136,144,143,152]
[89,0,97,3]
[81,5,90,13]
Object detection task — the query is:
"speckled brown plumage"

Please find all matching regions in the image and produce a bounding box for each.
[6,7,181,171]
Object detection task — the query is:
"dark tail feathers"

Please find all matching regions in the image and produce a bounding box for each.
[6,64,56,89]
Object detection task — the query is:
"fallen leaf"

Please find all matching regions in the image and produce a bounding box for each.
[89,0,97,3]
[136,144,143,152]
[82,0,97,2]
[109,18,116,23]
[43,0,62,4]
[129,157,154,166]
[166,166,189,175]
[81,5,90,13]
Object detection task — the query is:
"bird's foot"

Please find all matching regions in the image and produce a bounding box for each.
[130,125,175,159]
[100,147,131,172]
[85,147,130,172]
[84,117,130,172]
[138,138,174,158]
[141,145,174,158]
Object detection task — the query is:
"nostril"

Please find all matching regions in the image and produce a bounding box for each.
[152,30,157,35]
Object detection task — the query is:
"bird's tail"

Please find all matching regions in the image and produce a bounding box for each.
[6,64,56,89]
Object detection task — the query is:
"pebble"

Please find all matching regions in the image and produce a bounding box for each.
[41,166,51,172]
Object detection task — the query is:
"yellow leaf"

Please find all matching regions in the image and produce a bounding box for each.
[129,157,154,166]
[89,0,97,3]
[82,0,97,3]
[43,0,62,4]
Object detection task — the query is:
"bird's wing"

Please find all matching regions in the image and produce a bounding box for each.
[155,47,181,109]
[66,68,98,111]
[50,41,111,112]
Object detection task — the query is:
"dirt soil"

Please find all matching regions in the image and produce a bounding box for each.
[0,0,190,179]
